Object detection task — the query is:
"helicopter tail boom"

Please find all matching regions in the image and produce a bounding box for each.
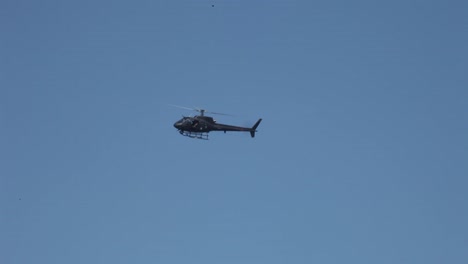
[250,118,262,138]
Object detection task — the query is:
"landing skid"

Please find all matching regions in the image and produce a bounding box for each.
[179,130,209,140]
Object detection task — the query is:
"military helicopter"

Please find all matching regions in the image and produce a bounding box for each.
[171,105,262,140]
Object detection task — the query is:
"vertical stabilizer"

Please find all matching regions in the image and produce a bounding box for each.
[250,119,262,138]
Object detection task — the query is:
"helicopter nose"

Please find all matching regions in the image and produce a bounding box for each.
[174,122,181,129]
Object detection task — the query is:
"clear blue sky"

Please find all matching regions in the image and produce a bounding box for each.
[1,1,467,263]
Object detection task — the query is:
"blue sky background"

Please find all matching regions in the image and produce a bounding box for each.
[1,1,467,263]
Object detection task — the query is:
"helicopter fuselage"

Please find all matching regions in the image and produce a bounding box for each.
[173,115,262,138]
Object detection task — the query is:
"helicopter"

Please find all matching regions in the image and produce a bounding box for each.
[171,105,262,140]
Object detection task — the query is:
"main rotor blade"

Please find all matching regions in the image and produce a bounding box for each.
[168,104,195,111]
[170,104,234,116]
[205,111,233,116]
[192,107,233,116]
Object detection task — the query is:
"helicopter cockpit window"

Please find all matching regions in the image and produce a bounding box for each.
[180,118,192,126]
